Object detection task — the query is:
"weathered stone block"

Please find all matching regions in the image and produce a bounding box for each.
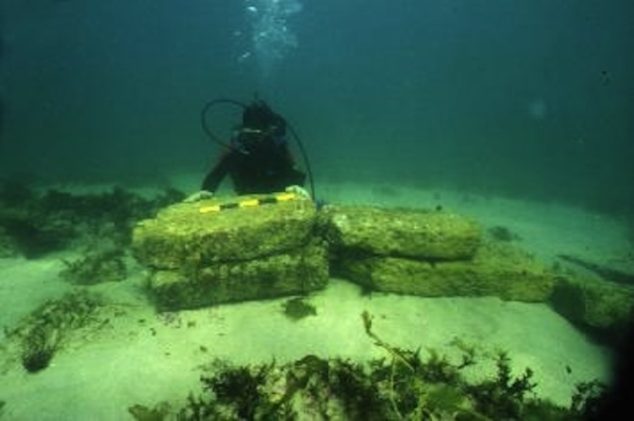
[338,241,555,302]
[132,194,317,269]
[550,276,634,336]
[322,205,481,261]
[149,241,329,310]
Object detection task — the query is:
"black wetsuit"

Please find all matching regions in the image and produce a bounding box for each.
[202,102,306,195]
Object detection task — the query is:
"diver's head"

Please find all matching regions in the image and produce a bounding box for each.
[242,100,286,136]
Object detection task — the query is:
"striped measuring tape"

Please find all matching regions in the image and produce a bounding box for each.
[198,192,300,214]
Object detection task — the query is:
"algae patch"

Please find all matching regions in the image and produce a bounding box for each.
[282,297,317,321]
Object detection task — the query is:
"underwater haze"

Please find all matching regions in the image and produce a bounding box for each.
[2,1,634,419]
[1,0,633,209]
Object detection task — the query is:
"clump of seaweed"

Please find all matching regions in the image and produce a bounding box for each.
[128,402,171,421]
[176,359,274,420]
[163,310,605,420]
[488,225,520,242]
[465,350,536,418]
[569,379,607,418]
[38,186,185,247]
[0,178,36,207]
[60,248,127,285]
[7,291,101,373]
[0,226,19,258]
[282,297,317,321]
[0,213,71,258]
[0,184,185,258]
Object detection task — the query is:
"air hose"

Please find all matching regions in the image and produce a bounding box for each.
[200,98,316,201]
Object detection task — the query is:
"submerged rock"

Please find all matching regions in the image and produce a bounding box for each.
[133,193,319,268]
[338,240,555,302]
[322,205,481,261]
[133,193,329,309]
[149,241,328,310]
[550,275,634,341]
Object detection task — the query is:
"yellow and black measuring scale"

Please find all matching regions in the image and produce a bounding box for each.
[198,191,303,214]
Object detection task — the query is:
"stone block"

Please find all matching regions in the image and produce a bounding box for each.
[149,241,328,310]
[132,194,317,269]
[337,241,555,302]
[322,205,481,261]
[132,193,328,309]
[550,275,634,336]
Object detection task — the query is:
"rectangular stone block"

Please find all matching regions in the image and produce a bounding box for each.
[149,242,329,310]
[322,205,481,261]
[337,241,555,302]
[132,193,317,269]
[550,275,634,332]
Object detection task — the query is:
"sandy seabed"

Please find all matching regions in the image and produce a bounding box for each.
[1,176,631,420]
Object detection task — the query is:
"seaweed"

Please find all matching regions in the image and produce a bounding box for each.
[168,311,606,420]
[128,402,170,421]
[19,328,58,374]
[569,379,607,419]
[194,360,273,420]
[39,186,184,246]
[328,359,388,420]
[0,178,35,207]
[361,310,472,418]
[60,248,127,285]
[0,226,19,258]
[449,337,478,370]
[282,297,317,321]
[177,392,218,420]
[465,350,537,419]
[7,291,101,374]
[21,344,55,373]
[0,215,70,258]
[0,186,185,258]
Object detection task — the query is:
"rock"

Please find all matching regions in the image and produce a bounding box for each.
[149,241,328,310]
[550,276,634,339]
[337,241,555,302]
[133,193,329,309]
[132,194,318,269]
[321,205,481,261]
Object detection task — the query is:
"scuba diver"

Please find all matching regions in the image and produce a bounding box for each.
[187,98,313,201]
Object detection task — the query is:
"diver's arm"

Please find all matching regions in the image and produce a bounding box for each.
[202,152,233,193]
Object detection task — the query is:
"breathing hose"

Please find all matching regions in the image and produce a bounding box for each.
[200,98,316,201]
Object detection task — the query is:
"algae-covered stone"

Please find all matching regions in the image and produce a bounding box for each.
[322,205,481,261]
[149,242,328,310]
[132,194,317,269]
[338,241,555,302]
[550,276,634,335]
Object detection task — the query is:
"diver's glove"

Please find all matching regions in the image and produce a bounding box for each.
[285,185,310,199]
[183,190,214,203]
